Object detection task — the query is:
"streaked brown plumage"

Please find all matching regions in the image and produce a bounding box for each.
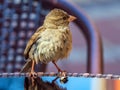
[20,8,76,75]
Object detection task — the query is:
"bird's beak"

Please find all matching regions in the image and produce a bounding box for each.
[68,15,76,22]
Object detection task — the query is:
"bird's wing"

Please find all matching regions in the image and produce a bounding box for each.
[20,26,45,73]
[24,26,45,59]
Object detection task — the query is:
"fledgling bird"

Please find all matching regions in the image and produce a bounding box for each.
[20,8,76,76]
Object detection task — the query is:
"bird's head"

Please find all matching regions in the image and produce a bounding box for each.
[43,8,76,28]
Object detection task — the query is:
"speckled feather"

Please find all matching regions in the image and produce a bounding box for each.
[21,9,73,72]
[24,25,72,63]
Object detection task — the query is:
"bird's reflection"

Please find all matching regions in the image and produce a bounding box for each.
[24,77,67,90]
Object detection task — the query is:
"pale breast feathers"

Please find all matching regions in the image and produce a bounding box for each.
[24,27,72,63]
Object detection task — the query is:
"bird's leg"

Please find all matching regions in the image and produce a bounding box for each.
[52,61,62,72]
[30,60,37,77]
[52,61,67,77]
[31,60,34,72]
[29,60,37,86]
[52,61,68,83]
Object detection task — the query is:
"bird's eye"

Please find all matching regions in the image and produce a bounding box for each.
[63,16,67,20]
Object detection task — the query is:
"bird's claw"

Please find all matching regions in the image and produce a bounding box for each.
[29,71,37,86]
[29,72,37,78]
[58,71,68,83]
[59,71,67,77]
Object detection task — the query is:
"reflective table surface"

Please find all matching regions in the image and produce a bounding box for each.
[0,75,117,90]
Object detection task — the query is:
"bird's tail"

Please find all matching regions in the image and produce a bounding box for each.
[20,60,32,73]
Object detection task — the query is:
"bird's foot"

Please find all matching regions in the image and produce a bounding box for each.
[58,71,68,83]
[29,71,37,86]
[29,71,37,78]
[59,71,67,77]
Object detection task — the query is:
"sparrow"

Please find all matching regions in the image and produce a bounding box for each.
[20,8,76,77]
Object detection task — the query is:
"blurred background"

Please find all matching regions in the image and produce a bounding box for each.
[48,0,120,74]
[0,0,120,74]
[0,0,120,90]
[76,0,120,74]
